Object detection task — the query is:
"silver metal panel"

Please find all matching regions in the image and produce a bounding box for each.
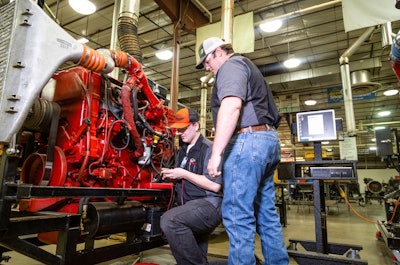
[0,0,83,143]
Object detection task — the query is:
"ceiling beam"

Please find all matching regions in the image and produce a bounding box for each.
[154,0,209,33]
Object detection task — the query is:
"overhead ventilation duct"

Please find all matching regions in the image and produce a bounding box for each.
[118,0,142,62]
[350,70,381,96]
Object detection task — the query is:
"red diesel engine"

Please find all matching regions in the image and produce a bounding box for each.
[0,1,176,263]
[18,65,175,242]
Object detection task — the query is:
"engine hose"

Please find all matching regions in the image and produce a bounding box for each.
[109,50,161,109]
[131,89,139,121]
[78,45,106,73]
[118,16,142,63]
[121,85,143,158]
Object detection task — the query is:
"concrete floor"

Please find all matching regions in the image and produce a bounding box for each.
[2,199,395,265]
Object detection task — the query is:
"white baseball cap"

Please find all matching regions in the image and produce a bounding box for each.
[196,37,226,69]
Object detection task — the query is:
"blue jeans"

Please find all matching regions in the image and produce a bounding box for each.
[222,130,289,265]
[160,198,222,265]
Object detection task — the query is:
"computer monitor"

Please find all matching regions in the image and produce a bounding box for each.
[296,109,337,143]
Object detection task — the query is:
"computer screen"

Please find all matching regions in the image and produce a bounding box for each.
[296,109,337,142]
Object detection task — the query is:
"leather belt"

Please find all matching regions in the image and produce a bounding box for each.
[237,124,274,134]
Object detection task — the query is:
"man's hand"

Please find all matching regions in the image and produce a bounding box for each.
[207,153,222,178]
[161,167,185,181]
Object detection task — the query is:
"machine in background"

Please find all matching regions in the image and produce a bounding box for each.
[376,31,400,264]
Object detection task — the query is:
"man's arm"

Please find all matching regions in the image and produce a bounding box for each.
[161,167,221,193]
[207,96,242,177]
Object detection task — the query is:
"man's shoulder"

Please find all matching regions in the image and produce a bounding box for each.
[197,134,212,146]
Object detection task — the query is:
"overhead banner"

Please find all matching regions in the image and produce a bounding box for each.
[196,12,254,63]
[342,0,400,32]
[327,85,375,103]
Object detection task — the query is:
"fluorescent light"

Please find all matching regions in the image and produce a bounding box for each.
[77,37,89,44]
[155,50,173,60]
[200,76,214,84]
[259,20,282,33]
[283,57,301,68]
[69,0,96,15]
[304,99,317,106]
[369,146,377,151]
[377,110,391,117]
[321,141,329,145]
[383,89,399,96]
[374,126,386,130]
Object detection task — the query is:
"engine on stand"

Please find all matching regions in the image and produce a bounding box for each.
[0,1,177,264]
[17,66,175,244]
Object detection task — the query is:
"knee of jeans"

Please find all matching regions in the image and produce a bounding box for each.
[160,214,169,232]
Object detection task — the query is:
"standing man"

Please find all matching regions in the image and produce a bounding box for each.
[160,107,222,265]
[196,37,289,265]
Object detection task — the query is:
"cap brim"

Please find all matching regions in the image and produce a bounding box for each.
[169,122,191,129]
[196,56,206,69]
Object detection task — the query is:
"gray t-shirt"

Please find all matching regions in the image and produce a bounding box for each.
[211,54,281,129]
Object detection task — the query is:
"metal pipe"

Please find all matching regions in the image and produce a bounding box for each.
[340,26,377,63]
[221,0,234,44]
[339,26,377,135]
[169,23,180,114]
[381,22,393,48]
[254,0,342,27]
[109,0,121,79]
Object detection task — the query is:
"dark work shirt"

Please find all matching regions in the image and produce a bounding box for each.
[174,134,222,207]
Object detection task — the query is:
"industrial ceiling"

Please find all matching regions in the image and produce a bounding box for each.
[10,0,400,169]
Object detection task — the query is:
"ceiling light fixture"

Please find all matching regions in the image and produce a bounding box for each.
[374,126,386,130]
[259,20,282,33]
[377,110,391,117]
[284,57,301,68]
[304,99,317,106]
[383,89,399,96]
[283,42,301,68]
[155,49,173,60]
[69,0,96,15]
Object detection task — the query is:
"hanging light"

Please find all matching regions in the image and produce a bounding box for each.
[383,88,399,96]
[259,20,282,33]
[155,49,173,60]
[283,42,301,68]
[304,99,317,106]
[69,0,96,15]
[284,57,301,68]
[377,110,391,117]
